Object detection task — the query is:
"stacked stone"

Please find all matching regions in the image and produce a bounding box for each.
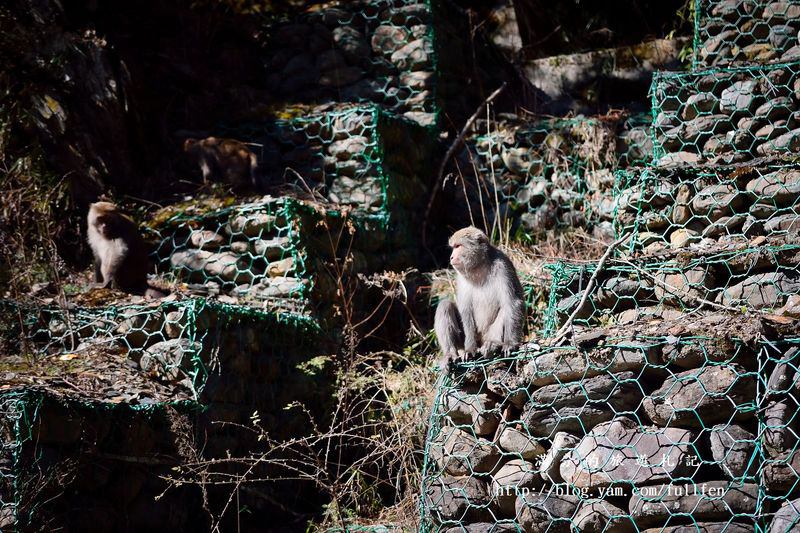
[652,61,800,166]
[695,0,800,68]
[422,314,800,531]
[450,113,651,238]
[263,0,437,127]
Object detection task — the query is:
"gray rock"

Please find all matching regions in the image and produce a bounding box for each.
[692,183,747,221]
[770,24,796,49]
[139,339,200,383]
[764,449,800,491]
[371,25,409,56]
[764,399,797,456]
[443,524,518,533]
[682,93,719,120]
[560,417,693,489]
[188,229,225,250]
[595,276,653,308]
[425,474,491,523]
[656,151,702,167]
[253,237,290,260]
[390,38,432,71]
[755,96,793,122]
[430,426,501,476]
[574,500,635,532]
[653,266,716,305]
[767,348,800,397]
[400,70,434,91]
[539,432,580,483]
[708,423,758,479]
[228,212,276,237]
[441,390,501,436]
[491,459,541,516]
[643,524,753,533]
[515,488,580,533]
[170,250,254,285]
[765,213,800,233]
[521,372,642,437]
[629,481,758,528]
[498,426,545,460]
[642,365,756,427]
[757,128,800,155]
[328,136,368,160]
[684,114,732,145]
[719,272,800,308]
[770,497,800,533]
[332,26,369,63]
[746,169,800,206]
[521,343,659,387]
[720,80,759,115]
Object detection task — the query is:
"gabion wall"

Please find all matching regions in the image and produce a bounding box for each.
[263,0,438,127]
[449,113,651,240]
[651,60,800,167]
[694,0,800,68]
[420,317,800,531]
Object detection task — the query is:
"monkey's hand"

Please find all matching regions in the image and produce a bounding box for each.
[478,341,503,358]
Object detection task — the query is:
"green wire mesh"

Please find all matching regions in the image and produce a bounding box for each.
[694,0,800,69]
[263,0,438,128]
[217,103,434,230]
[651,60,800,166]
[614,163,800,256]
[0,391,40,530]
[152,196,312,314]
[419,322,800,531]
[451,113,652,239]
[0,299,211,404]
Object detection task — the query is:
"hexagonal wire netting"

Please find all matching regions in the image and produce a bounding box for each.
[452,114,652,240]
[263,0,438,128]
[419,331,800,531]
[693,0,800,69]
[651,60,800,167]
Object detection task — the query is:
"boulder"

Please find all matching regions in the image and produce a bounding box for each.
[425,474,492,523]
[429,426,501,476]
[770,497,800,533]
[515,488,580,533]
[642,365,757,427]
[720,80,759,115]
[441,390,501,436]
[653,266,716,305]
[491,459,541,516]
[746,169,800,207]
[521,372,642,437]
[719,272,800,309]
[539,431,580,483]
[573,500,635,532]
[692,183,746,221]
[708,423,758,479]
[498,426,546,460]
[560,417,693,489]
[629,481,758,528]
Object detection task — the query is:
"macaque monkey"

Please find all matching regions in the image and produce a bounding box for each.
[434,227,524,370]
[183,137,258,188]
[87,202,165,298]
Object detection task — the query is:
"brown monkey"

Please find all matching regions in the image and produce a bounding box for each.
[434,227,524,370]
[87,202,165,298]
[183,137,258,188]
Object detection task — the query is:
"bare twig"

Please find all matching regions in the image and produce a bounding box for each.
[551,233,630,345]
[422,83,507,246]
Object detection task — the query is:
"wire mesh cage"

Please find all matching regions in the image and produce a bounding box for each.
[0,391,39,531]
[420,317,800,531]
[263,0,438,127]
[694,0,800,69]
[651,60,800,167]
[451,113,652,240]
[0,299,211,404]
[216,103,434,228]
[614,163,800,256]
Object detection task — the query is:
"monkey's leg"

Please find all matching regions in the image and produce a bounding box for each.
[93,259,103,284]
[434,299,464,370]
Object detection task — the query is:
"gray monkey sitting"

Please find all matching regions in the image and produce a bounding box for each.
[434,226,524,370]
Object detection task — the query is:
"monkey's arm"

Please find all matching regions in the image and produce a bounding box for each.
[482,260,525,353]
[457,290,478,355]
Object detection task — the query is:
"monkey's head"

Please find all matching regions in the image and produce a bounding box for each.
[88,201,121,236]
[448,226,491,276]
[183,138,198,153]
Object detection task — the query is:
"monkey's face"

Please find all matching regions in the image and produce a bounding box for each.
[449,236,489,275]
